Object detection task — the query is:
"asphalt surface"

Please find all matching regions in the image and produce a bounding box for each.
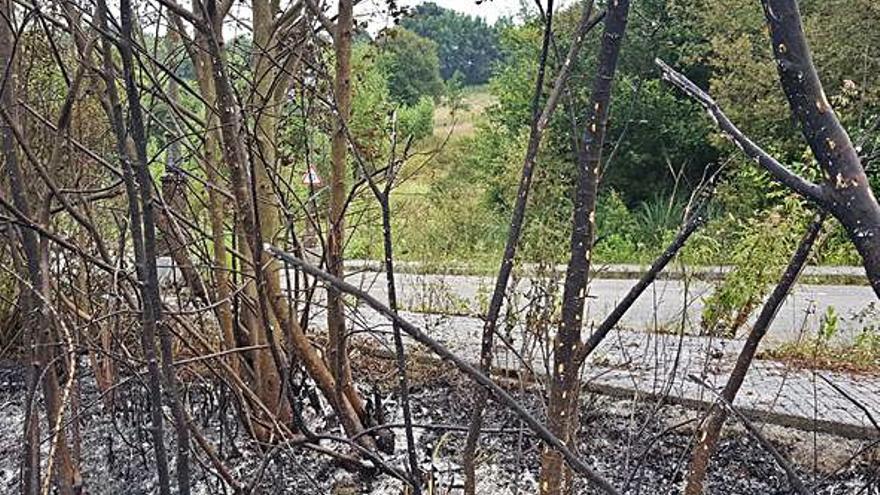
[342,270,877,346]
[330,270,880,438]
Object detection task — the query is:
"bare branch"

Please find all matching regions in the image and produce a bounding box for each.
[688,374,809,495]
[655,58,827,204]
[264,246,621,495]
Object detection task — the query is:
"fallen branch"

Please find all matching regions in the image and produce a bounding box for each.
[264,245,620,495]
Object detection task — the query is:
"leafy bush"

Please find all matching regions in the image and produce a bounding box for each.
[700,198,810,336]
[401,2,500,85]
[593,190,639,262]
[764,304,880,372]
[397,97,435,141]
[376,28,443,106]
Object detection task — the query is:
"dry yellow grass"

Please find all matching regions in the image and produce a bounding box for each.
[433,85,496,139]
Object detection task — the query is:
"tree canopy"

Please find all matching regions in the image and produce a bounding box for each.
[401,2,500,85]
[376,27,444,105]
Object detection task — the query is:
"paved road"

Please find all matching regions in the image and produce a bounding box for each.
[339,270,877,346]
[136,259,880,439]
[283,267,880,437]
[348,260,867,281]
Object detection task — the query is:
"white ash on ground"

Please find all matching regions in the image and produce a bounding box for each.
[0,360,877,494]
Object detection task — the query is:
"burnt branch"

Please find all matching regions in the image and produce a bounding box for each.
[656,58,826,205]
[264,246,621,495]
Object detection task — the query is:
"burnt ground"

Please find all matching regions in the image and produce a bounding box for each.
[0,355,878,495]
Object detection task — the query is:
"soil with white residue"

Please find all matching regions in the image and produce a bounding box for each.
[0,356,877,494]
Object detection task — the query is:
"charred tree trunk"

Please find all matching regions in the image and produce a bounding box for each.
[378,195,420,489]
[462,2,606,493]
[684,212,824,495]
[541,2,630,494]
[2,4,42,493]
[463,0,556,489]
[2,3,78,493]
[94,3,172,494]
[98,0,171,495]
[762,0,880,297]
[660,0,880,299]
[363,155,421,491]
[118,0,191,493]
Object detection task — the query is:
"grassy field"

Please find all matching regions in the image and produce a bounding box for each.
[392,85,495,192]
[346,86,505,267]
[432,85,496,139]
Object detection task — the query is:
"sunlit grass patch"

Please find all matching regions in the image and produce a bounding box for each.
[433,85,495,139]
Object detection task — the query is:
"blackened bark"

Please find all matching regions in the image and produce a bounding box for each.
[462,0,557,491]
[656,58,824,202]
[659,48,880,300]
[1,3,42,492]
[762,0,880,297]
[348,110,420,483]
[541,2,629,494]
[662,0,880,298]
[120,5,194,492]
[379,191,420,493]
[689,373,810,495]
[100,0,177,493]
[461,2,606,492]
[684,212,824,495]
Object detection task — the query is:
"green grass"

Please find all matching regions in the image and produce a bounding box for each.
[347,85,507,265]
[759,306,880,372]
[347,84,868,277]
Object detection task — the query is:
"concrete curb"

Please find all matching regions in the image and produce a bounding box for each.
[347,260,867,285]
[360,345,880,441]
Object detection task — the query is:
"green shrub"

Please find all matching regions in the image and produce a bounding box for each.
[376,28,443,106]
[764,304,880,372]
[397,97,435,141]
[700,198,810,336]
[633,194,686,246]
[593,190,638,263]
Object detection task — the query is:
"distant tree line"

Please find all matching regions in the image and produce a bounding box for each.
[401,2,501,86]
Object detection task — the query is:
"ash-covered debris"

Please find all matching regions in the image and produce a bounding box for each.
[0,362,876,494]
